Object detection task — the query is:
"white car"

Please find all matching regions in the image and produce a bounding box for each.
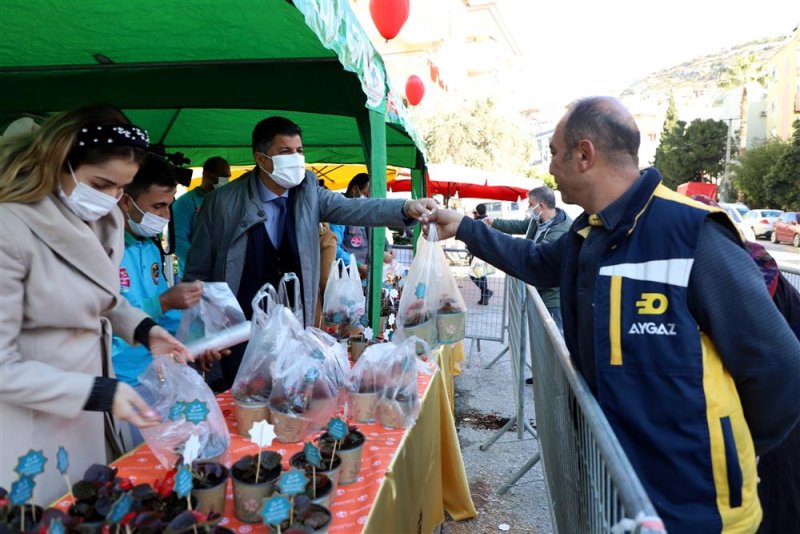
[719,203,757,242]
[743,209,783,239]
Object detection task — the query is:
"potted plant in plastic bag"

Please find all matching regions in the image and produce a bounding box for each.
[231,451,282,523]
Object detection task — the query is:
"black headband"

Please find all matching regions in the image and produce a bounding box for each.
[75,123,150,150]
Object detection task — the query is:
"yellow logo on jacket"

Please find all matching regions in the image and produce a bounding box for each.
[635,293,668,315]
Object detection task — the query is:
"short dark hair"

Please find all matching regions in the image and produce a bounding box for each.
[203,156,228,175]
[346,173,370,197]
[125,153,179,199]
[252,116,302,153]
[530,186,556,209]
[564,97,640,166]
[475,203,487,216]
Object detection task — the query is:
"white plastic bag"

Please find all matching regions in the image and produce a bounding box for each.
[231,283,302,402]
[396,223,467,347]
[138,357,231,467]
[321,258,366,339]
[176,282,249,356]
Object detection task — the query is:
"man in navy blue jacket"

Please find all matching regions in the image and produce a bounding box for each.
[425,97,800,533]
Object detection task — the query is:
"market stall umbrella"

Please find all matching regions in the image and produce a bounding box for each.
[388,178,528,202]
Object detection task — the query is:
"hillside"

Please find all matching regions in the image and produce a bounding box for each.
[620,36,786,101]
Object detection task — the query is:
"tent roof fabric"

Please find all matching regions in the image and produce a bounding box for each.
[0,0,424,168]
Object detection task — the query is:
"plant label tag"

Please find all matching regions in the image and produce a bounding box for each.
[277,469,308,496]
[388,312,396,325]
[261,495,291,526]
[304,367,320,383]
[328,417,347,441]
[174,466,193,499]
[47,518,66,534]
[169,401,187,422]
[184,400,209,425]
[303,442,321,468]
[106,492,133,524]
[414,283,427,299]
[389,289,399,301]
[249,420,276,448]
[56,446,69,475]
[15,449,46,478]
[363,326,374,341]
[182,434,201,466]
[10,476,35,506]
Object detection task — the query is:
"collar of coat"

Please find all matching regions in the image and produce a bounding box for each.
[5,194,122,296]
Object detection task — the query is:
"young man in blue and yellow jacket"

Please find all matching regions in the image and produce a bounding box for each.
[113,155,215,445]
[428,97,800,533]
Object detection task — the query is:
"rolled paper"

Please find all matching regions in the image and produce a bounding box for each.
[186,321,251,357]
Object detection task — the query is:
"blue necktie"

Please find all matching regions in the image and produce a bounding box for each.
[273,196,288,248]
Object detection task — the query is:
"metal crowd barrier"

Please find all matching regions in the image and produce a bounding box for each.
[780,264,800,291]
[522,279,664,534]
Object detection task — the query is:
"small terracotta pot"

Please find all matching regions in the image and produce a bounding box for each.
[191,463,229,518]
[234,398,270,436]
[349,391,378,423]
[378,397,411,429]
[350,338,369,361]
[436,311,466,343]
[335,431,366,485]
[232,471,278,523]
[403,319,436,351]
[269,407,313,443]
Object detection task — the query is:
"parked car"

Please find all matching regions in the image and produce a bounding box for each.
[771,212,800,247]
[726,202,750,217]
[743,209,784,239]
[719,202,757,242]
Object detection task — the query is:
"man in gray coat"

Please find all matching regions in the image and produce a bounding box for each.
[184,116,435,387]
[485,186,572,331]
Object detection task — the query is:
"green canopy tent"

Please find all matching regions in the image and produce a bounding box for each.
[0,0,427,327]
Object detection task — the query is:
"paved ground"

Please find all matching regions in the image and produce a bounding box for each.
[442,311,553,532]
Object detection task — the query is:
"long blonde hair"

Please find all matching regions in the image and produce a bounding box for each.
[0,105,145,203]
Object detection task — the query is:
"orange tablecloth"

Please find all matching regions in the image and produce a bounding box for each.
[55,360,476,532]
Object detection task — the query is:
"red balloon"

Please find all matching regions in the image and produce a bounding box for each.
[369,0,410,41]
[405,75,425,106]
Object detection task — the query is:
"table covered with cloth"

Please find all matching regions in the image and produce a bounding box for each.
[55,348,476,532]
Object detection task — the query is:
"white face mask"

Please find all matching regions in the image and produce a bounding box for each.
[214,176,229,189]
[126,196,169,237]
[259,152,306,189]
[58,162,121,222]
[528,203,542,223]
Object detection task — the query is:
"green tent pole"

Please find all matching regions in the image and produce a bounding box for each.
[357,109,387,332]
[411,149,426,253]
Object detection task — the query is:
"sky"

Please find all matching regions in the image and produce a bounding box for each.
[497,0,799,108]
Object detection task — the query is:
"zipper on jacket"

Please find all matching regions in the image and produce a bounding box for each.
[720,415,743,508]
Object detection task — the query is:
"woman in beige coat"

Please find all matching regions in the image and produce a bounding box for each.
[0,105,190,504]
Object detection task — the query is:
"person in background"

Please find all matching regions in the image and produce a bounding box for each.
[468,203,493,305]
[113,153,226,445]
[329,173,371,279]
[184,116,436,388]
[485,185,572,331]
[0,105,190,503]
[172,156,230,274]
[425,96,800,532]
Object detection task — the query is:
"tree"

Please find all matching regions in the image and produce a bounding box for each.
[732,138,789,207]
[654,118,728,190]
[415,97,537,176]
[719,54,767,156]
[764,119,800,211]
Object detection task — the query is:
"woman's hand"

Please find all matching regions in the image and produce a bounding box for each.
[112,382,160,428]
[148,325,193,363]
